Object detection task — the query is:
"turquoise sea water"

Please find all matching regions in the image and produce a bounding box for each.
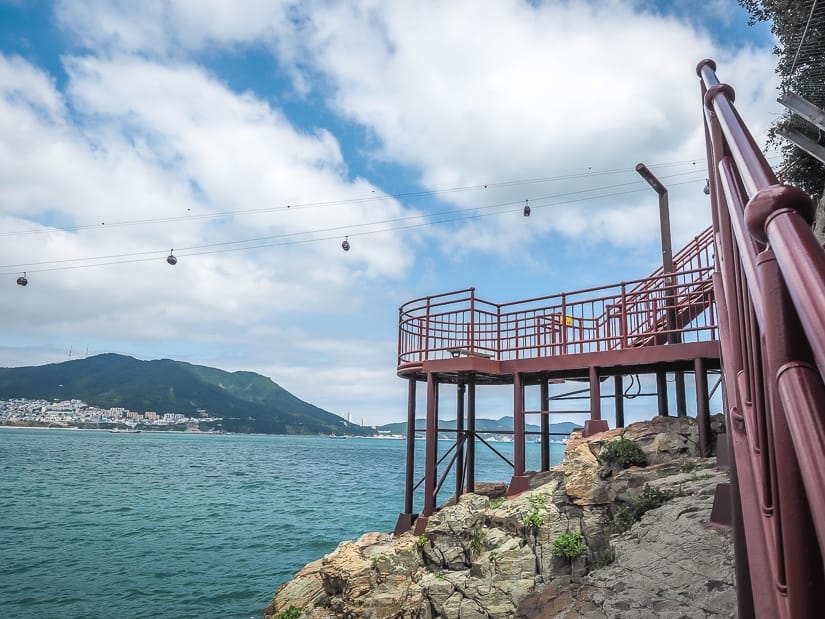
[0,429,564,618]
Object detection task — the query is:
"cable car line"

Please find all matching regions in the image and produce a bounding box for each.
[0,178,705,276]
[0,175,708,270]
[0,156,772,239]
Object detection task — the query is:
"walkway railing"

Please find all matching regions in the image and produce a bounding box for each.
[699,59,825,619]
[398,229,716,369]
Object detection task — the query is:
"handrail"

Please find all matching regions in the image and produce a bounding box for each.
[398,254,716,366]
[698,58,825,619]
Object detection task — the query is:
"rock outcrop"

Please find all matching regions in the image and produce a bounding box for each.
[265,416,734,619]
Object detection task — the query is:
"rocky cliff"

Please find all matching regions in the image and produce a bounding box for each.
[265,416,734,619]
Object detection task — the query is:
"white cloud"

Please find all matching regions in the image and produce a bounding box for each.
[0,1,782,424]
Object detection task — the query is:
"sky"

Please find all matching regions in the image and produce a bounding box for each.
[0,0,778,426]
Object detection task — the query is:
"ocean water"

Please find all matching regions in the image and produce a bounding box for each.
[0,429,564,618]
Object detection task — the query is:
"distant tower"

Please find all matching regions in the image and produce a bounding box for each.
[361,417,366,427]
[347,412,352,424]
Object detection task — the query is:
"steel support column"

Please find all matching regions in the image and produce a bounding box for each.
[590,366,601,420]
[695,358,711,456]
[466,380,476,493]
[508,372,529,496]
[584,366,608,436]
[656,368,669,416]
[540,378,550,471]
[420,373,438,522]
[614,374,625,428]
[675,371,687,417]
[455,383,466,501]
[394,376,419,536]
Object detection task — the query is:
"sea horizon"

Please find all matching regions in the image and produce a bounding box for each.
[1,427,565,618]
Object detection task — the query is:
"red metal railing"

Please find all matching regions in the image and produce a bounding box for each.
[398,230,716,368]
[699,59,825,619]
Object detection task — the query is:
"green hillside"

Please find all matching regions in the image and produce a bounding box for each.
[0,353,372,435]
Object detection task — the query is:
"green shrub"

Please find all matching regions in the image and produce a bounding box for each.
[600,438,646,468]
[615,484,676,532]
[417,534,429,547]
[552,532,586,560]
[275,606,302,619]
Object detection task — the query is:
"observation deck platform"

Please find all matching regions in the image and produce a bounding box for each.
[394,226,722,535]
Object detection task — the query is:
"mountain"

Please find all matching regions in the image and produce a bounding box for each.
[0,353,372,435]
[377,418,581,436]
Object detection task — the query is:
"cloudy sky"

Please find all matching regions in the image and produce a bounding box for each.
[0,0,777,425]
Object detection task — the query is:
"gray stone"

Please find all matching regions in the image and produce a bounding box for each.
[266,417,735,619]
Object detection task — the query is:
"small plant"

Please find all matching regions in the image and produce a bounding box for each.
[600,438,646,468]
[417,534,429,547]
[524,507,544,530]
[275,606,302,619]
[615,484,676,532]
[527,492,547,507]
[469,527,486,558]
[489,550,498,561]
[489,496,506,509]
[370,557,379,570]
[592,545,616,569]
[551,532,586,560]
[435,569,445,580]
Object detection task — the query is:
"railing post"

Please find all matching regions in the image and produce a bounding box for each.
[469,288,476,354]
[561,292,568,354]
[620,282,628,349]
[754,245,825,617]
[424,297,431,362]
[497,304,502,360]
[398,307,403,365]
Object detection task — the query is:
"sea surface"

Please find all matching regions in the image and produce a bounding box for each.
[0,428,564,618]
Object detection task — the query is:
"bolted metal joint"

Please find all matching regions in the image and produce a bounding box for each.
[704,83,736,109]
[744,184,815,244]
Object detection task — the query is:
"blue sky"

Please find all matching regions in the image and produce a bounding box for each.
[0,1,777,425]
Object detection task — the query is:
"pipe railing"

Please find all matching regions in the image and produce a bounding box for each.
[699,58,825,619]
[398,251,716,367]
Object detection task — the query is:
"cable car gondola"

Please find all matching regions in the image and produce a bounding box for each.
[342,237,350,251]
[167,250,178,265]
[523,200,531,217]
[16,273,27,287]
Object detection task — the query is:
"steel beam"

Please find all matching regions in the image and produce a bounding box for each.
[778,91,825,132]
[776,126,825,167]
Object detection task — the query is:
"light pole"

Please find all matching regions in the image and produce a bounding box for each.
[635,163,675,281]
[635,163,687,417]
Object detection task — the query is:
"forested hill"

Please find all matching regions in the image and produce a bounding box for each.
[0,353,371,435]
